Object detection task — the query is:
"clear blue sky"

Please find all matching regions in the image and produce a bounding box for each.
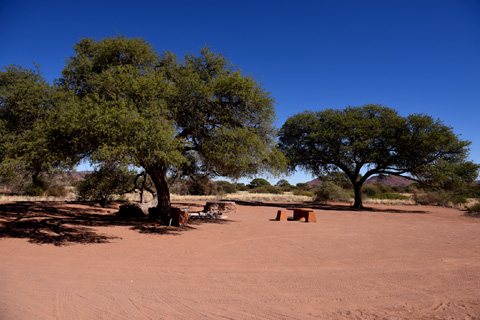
[1,0,479,184]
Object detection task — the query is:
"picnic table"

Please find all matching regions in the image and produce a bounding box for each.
[188,201,236,220]
[287,208,317,222]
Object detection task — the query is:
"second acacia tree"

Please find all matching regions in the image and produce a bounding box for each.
[59,36,282,222]
[279,104,477,208]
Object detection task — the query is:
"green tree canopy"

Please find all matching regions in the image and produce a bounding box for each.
[279,104,478,208]
[411,158,479,191]
[275,179,291,187]
[0,65,68,185]
[321,171,352,189]
[248,178,271,188]
[58,35,284,222]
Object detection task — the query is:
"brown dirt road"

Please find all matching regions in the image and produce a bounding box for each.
[1,201,479,319]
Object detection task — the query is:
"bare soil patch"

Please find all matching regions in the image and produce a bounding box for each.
[1,201,479,319]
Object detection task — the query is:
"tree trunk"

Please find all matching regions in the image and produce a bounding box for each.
[145,166,171,224]
[32,171,41,186]
[352,182,364,208]
[139,172,146,204]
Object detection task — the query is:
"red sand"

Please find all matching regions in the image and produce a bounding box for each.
[1,201,480,319]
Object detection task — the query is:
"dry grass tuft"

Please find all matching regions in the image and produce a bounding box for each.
[0,194,76,203]
[170,194,221,201]
[5,190,473,208]
[0,192,312,204]
[171,191,312,203]
[363,198,415,206]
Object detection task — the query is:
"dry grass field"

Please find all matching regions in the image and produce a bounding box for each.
[2,190,478,211]
[172,191,314,203]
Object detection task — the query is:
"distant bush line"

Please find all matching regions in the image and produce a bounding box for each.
[1,171,479,209]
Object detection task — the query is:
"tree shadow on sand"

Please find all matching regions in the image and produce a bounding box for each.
[233,201,429,214]
[0,202,229,246]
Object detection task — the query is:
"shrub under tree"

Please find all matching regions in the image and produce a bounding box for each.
[75,166,136,206]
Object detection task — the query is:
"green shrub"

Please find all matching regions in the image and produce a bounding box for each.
[248,178,271,189]
[467,202,480,214]
[363,184,409,200]
[183,177,217,195]
[362,185,379,197]
[276,179,294,191]
[25,184,46,196]
[470,184,480,198]
[25,177,50,196]
[372,182,392,193]
[249,186,267,194]
[249,185,283,194]
[391,185,409,193]
[76,166,136,205]
[215,181,237,194]
[275,179,291,188]
[413,191,443,206]
[295,183,310,190]
[234,183,248,191]
[314,181,350,203]
[45,185,69,197]
[446,193,468,205]
[371,193,409,200]
[0,172,28,195]
[293,189,313,197]
[413,190,468,206]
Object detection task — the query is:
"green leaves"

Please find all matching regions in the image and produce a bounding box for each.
[279,104,476,207]
[161,45,282,178]
[56,35,283,209]
[75,165,137,205]
[1,35,284,217]
[280,104,472,179]
[412,159,480,190]
[0,65,65,178]
[0,65,50,131]
[59,36,185,170]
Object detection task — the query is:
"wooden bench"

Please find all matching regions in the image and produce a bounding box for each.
[287,208,317,223]
[275,210,287,221]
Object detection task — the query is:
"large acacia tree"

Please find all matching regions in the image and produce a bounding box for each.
[279,104,477,208]
[58,35,282,221]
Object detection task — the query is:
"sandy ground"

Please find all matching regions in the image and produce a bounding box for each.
[1,201,480,320]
